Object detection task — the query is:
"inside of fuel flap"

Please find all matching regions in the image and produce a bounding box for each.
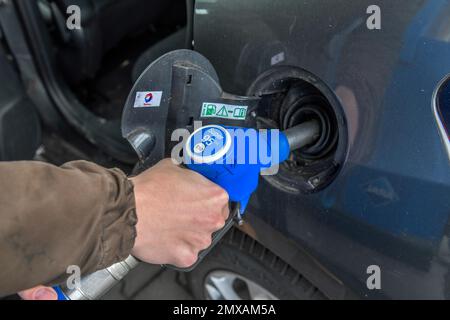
[248,68,346,193]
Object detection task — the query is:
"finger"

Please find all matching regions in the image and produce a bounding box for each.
[18,285,58,300]
[221,203,230,220]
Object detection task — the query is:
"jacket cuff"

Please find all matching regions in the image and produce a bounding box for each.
[96,168,138,270]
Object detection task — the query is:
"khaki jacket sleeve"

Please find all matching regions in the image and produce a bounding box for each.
[0,160,137,297]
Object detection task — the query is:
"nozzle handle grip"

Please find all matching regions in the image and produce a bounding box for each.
[167,202,239,272]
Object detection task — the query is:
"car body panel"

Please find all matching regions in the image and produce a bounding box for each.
[194,0,450,299]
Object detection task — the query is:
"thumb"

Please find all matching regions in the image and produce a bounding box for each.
[18,285,58,300]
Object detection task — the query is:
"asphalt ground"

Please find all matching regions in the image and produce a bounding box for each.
[102,263,195,300]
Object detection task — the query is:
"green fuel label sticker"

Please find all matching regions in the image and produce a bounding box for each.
[201,103,248,120]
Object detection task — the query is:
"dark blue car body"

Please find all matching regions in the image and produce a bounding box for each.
[194,0,450,299]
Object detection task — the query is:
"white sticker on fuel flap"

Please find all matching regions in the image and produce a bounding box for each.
[133,91,163,108]
[200,102,248,120]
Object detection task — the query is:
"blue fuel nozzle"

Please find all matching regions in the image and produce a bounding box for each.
[53,286,68,300]
[184,122,319,214]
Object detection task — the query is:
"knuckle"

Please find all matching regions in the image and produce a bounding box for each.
[214,216,226,230]
[190,233,212,250]
[199,235,212,249]
[176,249,198,268]
[218,189,229,203]
[210,185,229,204]
[203,212,225,231]
[222,205,230,219]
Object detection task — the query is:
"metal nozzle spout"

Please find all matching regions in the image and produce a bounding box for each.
[283,120,321,151]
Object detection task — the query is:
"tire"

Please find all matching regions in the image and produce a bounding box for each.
[187,228,328,300]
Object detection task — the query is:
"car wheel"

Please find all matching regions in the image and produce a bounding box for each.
[187,228,327,300]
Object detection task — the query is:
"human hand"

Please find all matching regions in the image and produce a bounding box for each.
[18,285,57,300]
[130,159,229,268]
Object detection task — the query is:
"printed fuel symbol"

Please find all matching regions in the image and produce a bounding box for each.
[200,102,248,121]
[204,104,216,116]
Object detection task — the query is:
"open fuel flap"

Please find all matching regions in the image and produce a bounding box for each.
[121,49,261,171]
[122,50,347,191]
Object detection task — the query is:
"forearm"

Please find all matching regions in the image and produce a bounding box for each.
[0,161,137,297]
